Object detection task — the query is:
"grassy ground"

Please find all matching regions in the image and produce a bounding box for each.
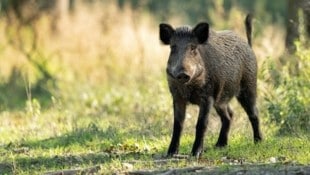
[0,121,309,174]
[0,76,309,174]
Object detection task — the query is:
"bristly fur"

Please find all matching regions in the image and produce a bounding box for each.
[161,15,262,157]
[174,26,193,38]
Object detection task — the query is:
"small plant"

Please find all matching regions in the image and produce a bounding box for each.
[262,43,310,135]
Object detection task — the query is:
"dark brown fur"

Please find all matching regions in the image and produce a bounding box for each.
[159,14,262,157]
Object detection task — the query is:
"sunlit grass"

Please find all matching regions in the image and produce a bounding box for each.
[1,124,309,174]
[0,73,309,174]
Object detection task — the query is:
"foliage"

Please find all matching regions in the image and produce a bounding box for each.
[0,23,57,109]
[261,43,310,135]
[118,0,286,24]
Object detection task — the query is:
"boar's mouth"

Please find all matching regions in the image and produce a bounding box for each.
[187,67,204,84]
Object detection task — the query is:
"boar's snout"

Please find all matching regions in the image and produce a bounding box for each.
[167,66,192,84]
[176,72,190,84]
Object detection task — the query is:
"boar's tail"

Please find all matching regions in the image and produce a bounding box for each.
[245,14,253,47]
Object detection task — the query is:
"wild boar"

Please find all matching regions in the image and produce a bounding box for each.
[159,14,262,157]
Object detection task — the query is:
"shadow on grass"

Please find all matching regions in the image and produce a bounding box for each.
[1,151,151,174]
[1,123,166,174]
[0,67,54,110]
[3,124,310,174]
[15,123,167,150]
[20,123,123,149]
[8,152,112,173]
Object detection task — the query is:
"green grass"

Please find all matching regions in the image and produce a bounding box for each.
[0,76,309,174]
[1,125,309,174]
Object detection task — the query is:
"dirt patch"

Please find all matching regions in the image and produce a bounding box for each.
[126,164,310,175]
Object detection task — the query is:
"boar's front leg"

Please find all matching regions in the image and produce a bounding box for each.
[191,97,213,157]
[167,98,186,156]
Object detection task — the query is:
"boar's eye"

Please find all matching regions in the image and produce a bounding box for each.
[189,44,197,55]
[190,44,197,51]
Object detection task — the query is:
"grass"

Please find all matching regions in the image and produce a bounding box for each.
[0,75,309,174]
[0,122,309,174]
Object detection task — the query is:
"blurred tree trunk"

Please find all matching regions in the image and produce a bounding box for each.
[285,0,301,53]
[285,0,310,53]
[51,0,70,33]
[69,0,76,12]
[304,1,310,37]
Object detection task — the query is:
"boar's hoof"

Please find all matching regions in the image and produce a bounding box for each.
[191,149,203,158]
[215,142,227,148]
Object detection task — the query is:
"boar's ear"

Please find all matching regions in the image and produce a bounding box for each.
[159,23,174,45]
[193,22,209,44]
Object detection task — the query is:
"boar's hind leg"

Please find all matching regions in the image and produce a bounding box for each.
[237,88,262,143]
[215,104,233,147]
[167,99,186,156]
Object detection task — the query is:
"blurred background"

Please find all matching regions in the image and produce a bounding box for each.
[0,0,309,143]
